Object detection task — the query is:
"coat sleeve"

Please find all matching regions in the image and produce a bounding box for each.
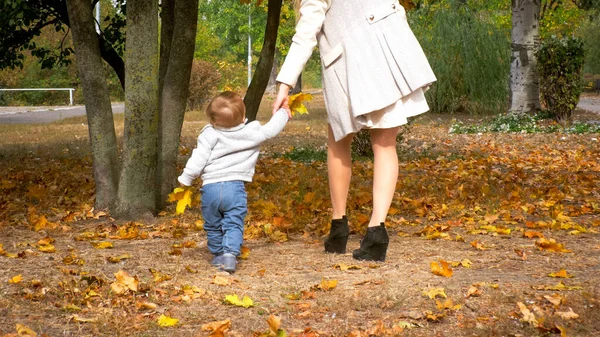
[276,0,330,87]
[177,127,218,186]
[259,109,289,140]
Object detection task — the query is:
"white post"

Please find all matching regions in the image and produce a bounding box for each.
[69,89,74,105]
[247,10,252,87]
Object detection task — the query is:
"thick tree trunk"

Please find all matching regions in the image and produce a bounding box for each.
[244,0,283,121]
[509,0,541,113]
[65,0,119,211]
[156,0,199,208]
[116,0,159,218]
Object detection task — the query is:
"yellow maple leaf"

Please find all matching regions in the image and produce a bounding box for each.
[8,274,23,284]
[316,279,338,291]
[549,269,573,278]
[16,323,37,336]
[288,92,313,116]
[224,294,254,308]
[168,187,193,215]
[535,238,571,253]
[422,287,446,299]
[91,241,113,249]
[157,314,179,327]
[430,260,453,277]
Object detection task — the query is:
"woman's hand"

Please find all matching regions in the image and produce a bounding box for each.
[272,83,293,118]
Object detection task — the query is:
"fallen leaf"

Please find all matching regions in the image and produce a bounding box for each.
[267,315,284,335]
[107,254,131,263]
[548,269,573,278]
[517,302,537,326]
[556,308,579,320]
[91,241,113,249]
[470,240,486,250]
[201,319,231,337]
[157,314,179,327]
[16,323,37,336]
[71,315,98,323]
[212,275,231,286]
[136,301,158,310]
[450,259,472,268]
[333,263,362,271]
[316,279,338,291]
[430,260,453,277]
[422,287,447,299]
[523,231,544,239]
[224,294,254,308]
[466,285,482,298]
[8,274,23,284]
[110,270,138,294]
[532,281,582,291]
[544,294,564,307]
[239,246,250,260]
[535,238,571,253]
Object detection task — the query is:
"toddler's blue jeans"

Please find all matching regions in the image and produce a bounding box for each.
[200,181,247,256]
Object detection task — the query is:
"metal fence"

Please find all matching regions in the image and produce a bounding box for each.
[0,88,75,105]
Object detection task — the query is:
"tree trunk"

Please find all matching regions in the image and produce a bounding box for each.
[156,0,199,208]
[509,0,541,113]
[65,0,119,211]
[116,0,160,218]
[244,0,283,121]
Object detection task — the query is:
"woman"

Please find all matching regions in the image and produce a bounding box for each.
[272,0,436,261]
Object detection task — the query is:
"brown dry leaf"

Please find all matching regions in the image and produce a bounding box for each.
[239,246,250,260]
[535,238,571,253]
[422,287,447,299]
[201,319,231,337]
[470,240,486,250]
[430,260,453,277]
[466,285,482,298]
[316,279,338,291]
[71,315,98,323]
[333,263,362,271]
[26,185,46,199]
[548,269,573,278]
[135,301,158,310]
[267,314,282,334]
[517,302,537,326]
[212,275,231,286]
[15,323,37,336]
[110,270,138,294]
[450,259,472,268]
[544,294,564,307]
[37,237,56,253]
[107,254,131,263]
[436,298,461,311]
[556,308,579,320]
[514,249,527,260]
[149,268,172,283]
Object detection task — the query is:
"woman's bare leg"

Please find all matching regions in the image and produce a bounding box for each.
[368,127,400,227]
[327,124,354,219]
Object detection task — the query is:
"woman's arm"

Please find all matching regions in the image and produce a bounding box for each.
[272,0,329,114]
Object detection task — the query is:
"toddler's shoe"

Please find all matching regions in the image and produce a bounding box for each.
[221,253,237,273]
[211,254,224,267]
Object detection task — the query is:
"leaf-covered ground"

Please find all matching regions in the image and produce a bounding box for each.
[0,94,599,337]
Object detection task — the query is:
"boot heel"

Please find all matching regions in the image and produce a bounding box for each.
[324,216,349,254]
[353,223,389,262]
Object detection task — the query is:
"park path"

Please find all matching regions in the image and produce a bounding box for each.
[0,103,124,124]
[0,96,599,124]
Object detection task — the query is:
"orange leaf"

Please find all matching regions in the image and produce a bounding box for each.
[430,260,453,277]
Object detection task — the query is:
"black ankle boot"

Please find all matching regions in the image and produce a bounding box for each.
[352,223,389,262]
[324,216,349,254]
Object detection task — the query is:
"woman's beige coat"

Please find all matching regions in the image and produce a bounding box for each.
[277,0,436,141]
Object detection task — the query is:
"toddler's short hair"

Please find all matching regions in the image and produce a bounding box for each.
[206,91,246,128]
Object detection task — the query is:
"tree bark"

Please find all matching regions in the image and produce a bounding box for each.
[156,0,199,208]
[244,0,283,121]
[509,0,541,113]
[116,0,160,218]
[65,0,119,211]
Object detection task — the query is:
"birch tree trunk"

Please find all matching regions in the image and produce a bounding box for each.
[509,0,541,113]
[157,0,199,208]
[65,0,119,211]
[116,0,159,218]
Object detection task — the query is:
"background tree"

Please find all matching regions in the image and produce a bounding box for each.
[509,0,541,113]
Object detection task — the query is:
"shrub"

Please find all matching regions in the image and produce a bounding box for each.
[187,59,221,111]
[351,126,411,159]
[536,36,585,126]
